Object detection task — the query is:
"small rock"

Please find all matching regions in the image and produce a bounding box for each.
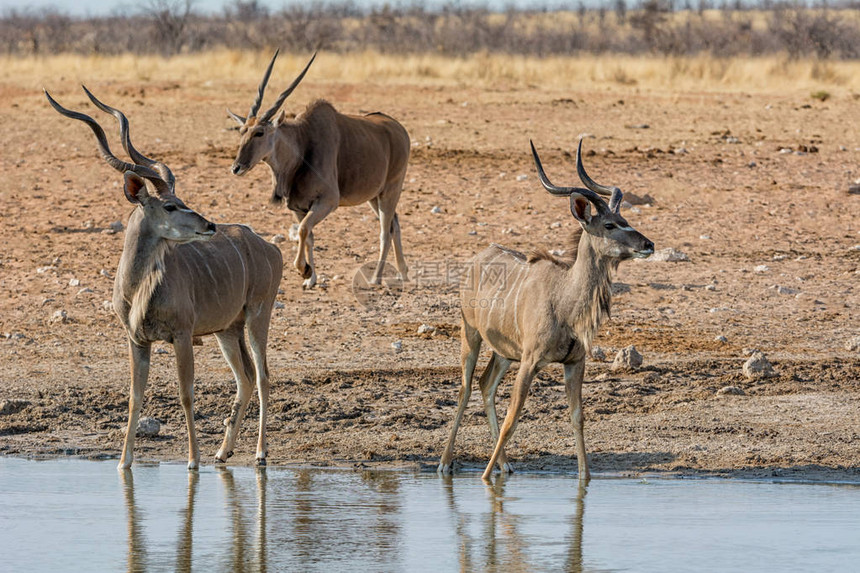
[0,399,30,415]
[705,284,716,291]
[100,269,112,278]
[849,245,860,252]
[417,324,436,335]
[611,345,643,371]
[743,351,776,379]
[273,301,285,310]
[550,221,563,229]
[516,174,528,181]
[288,224,300,242]
[753,265,769,273]
[773,254,788,261]
[77,288,93,295]
[775,285,798,295]
[137,417,161,438]
[430,206,442,214]
[714,335,728,343]
[649,248,690,262]
[50,309,68,324]
[624,192,655,206]
[108,221,124,233]
[391,340,403,352]
[672,147,688,155]
[102,300,113,311]
[591,346,606,361]
[468,230,478,236]
[699,234,711,240]
[848,184,860,195]
[748,161,757,168]
[154,348,168,354]
[846,336,860,352]
[69,278,81,287]
[717,386,745,396]
[271,234,286,244]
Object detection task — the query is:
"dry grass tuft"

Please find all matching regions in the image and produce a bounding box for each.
[4,50,860,95]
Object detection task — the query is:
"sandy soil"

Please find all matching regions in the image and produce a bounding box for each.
[1,70,859,481]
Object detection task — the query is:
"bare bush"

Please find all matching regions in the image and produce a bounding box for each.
[2,2,860,59]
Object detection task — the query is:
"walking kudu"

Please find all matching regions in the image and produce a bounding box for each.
[46,88,283,470]
[228,51,411,289]
[438,139,654,481]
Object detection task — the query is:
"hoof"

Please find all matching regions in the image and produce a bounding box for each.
[255,457,267,467]
[187,461,200,471]
[437,463,451,475]
[501,462,515,474]
[301,263,313,279]
[302,276,317,290]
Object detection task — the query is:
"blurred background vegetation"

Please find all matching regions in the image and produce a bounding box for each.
[3,0,860,60]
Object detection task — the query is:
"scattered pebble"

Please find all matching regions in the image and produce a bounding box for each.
[516,174,528,181]
[648,248,690,262]
[100,269,112,278]
[77,288,93,295]
[0,399,30,415]
[717,386,745,396]
[848,184,860,195]
[753,265,769,273]
[271,234,286,244]
[714,335,728,343]
[774,285,798,295]
[69,278,81,287]
[430,206,442,214]
[102,300,113,311]
[699,234,711,240]
[846,336,860,352]
[50,310,68,324]
[273,301,285,310]
[391,340,403,353]
[773,254,788,261]
[154,348,168,354]
[705,284,716,291]
[611,345,643,371]
[468,230,478,236]
[591,346,606,361]
[550,221,563,229]
[743,351,776,379]
[108,221,124,233]
[137,416,161,438]
[417,324,436,335]
[672,147,688,155]
[288,223,300,242]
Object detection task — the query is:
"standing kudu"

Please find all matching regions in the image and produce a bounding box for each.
[46,88,283,470]
[228,51,411,289]
[438,139,654,481]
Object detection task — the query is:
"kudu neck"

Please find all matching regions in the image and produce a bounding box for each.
[117,208,172,296]
[558,231,615,350]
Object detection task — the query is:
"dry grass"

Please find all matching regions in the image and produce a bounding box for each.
[5,50,860,95]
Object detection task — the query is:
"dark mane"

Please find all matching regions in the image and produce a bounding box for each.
[526,227,583,268]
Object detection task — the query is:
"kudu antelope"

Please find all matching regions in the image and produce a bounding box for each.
[438,139,654,481]
[46,88,283,470]
[228,51,411,289]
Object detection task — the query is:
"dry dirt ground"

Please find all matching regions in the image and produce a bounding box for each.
[1,67,858,481]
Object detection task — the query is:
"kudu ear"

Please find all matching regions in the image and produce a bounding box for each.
[569,195,593,225]
[226,108,246,126]
[123,171,149,204]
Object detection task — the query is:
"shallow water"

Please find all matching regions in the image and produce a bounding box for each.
[1,458,858,572]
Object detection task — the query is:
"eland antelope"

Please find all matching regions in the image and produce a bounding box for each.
[46,88,283,470]
[228,51,411,289]
[438,139,654,481]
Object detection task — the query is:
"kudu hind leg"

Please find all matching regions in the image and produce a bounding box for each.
[438,323,483,474]
[118,340,151,470]
[246,304,273,465]
[213,328,256,463]
[479,353,513,473]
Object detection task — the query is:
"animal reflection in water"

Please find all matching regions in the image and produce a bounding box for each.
[441,475,587,572]
[120,468,266,573]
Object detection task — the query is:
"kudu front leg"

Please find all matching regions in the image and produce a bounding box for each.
[564,361,590,481]
[174,333,200,470]
[119,340,151,470]
[483,359,538,481]
[294,200,336,289]
[479,353,514,473]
